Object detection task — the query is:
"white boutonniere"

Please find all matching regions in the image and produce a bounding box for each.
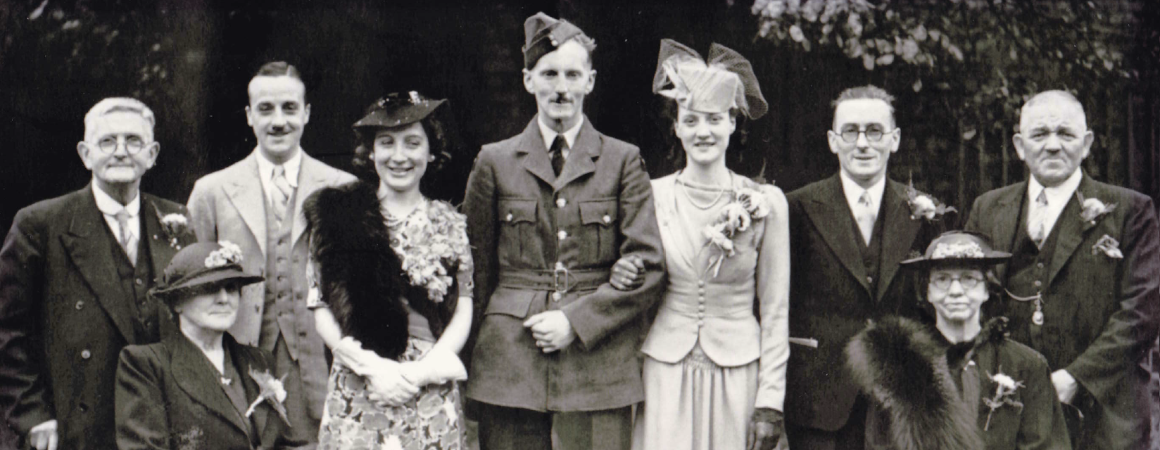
[1091,234,1124,259]
[982,370,1025,430]
[1076,192,1116,225]
[702,186,770,278]
[152,202,189,249]
[905,178,956,221]
[244,368,290,426]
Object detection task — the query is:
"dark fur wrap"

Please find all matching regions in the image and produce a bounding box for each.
[845,316,984,450]
[303,181,409,360]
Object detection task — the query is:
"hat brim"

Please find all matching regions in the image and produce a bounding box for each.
[151,268,264,300]
[900,254,1011,268]
[352,99,446,130]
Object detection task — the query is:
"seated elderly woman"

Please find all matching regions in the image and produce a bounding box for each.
[115,242,299,450]
[846,231,1071,450]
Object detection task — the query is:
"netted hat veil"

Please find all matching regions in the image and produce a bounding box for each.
[652,39,768,120]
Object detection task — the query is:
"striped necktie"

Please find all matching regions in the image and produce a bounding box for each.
[1028,190,1049,249]
[115,210,137,266]
[271,165,293,227]
[855,191,876,245]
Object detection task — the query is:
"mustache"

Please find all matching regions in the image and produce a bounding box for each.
[551,94,574,103]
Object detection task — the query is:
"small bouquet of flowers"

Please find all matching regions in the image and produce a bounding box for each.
[245,368,290,426]
[391,201,471,302]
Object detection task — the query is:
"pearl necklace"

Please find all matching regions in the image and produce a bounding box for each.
[678,171,732,210]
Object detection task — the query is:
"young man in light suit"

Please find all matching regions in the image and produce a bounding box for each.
[0,97,194,450]
[187,61,356,445]
[462,12,665,450]
[965,90,1159,450]
[783,86,941,450]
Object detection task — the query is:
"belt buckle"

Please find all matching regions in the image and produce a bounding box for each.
[553,263,570,294]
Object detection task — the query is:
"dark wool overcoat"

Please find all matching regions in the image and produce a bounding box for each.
[0,186,194,449]
[116,332,299,449]
[463,117,665,412]
[783,174,940,432]
[965,173,1160,450]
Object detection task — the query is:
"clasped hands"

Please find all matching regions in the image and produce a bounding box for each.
[333,337,465,407]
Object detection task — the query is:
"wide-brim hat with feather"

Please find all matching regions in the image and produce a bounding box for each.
[303,181,409,360]
[150,241,264,301]
[652,38,768,120]
[901,231,1011,268]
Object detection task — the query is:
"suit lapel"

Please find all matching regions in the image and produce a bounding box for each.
[801,175,871,294]
[989,182,1027,281]
[554,118,600,190]
[60,186,137,343]
[1047,175,1098,287]
[140,196,180,283]
[876,180,923,301]
[168,333,251,437]
[230,337,273,446]
[223,155,268,257]
[291,154,332,246]
[516,120,557,187]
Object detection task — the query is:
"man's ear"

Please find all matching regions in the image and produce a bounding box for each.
[1080,130,1094,160]
[585,70,596,94]
[77,141,94,169]
[1013,133,1027,161]
[522,69,535,94]
[826,130,840,156]
[303,103,311,125]
[245,105,254,127]
[141,142,160,170]
[889,127,902,154]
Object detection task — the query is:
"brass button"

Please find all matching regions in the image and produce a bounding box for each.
[1036,262,1044,269]
[135,278,144,286]
[556,198,567,208]
[506,213,513,222]
[558,230,568,241]
[867,276,874,284]
[552,292,563,301]
[603,215,611,224]
[75,301,84,310]
[81,350,91,360]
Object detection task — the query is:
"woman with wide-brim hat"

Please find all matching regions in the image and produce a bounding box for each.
[846,231,1071,450]
[115,241,301,449]
[304,91,473,450]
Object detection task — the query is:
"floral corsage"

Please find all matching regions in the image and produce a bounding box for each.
[389,200,470,302]
[904,179,956,221]
[152,201,189,249]
[1092,234,1124,259]
[1077,191,1116,225]
[982,370,1024,430]
[703,184,770,277]
[245,368,290,426]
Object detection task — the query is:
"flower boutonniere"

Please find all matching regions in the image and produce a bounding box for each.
[702,186,769,277]
[982,370,1024,430]
[1092,234,1124,259]
[245,368,290,426]
[1076,191,1116,225]
[904,179,956,221]
[152,201,189,249]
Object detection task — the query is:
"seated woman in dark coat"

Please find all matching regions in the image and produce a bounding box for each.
[115,241,300,450]
[846,231,1071,450]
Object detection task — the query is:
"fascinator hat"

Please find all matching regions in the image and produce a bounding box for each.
[652,39,768,120]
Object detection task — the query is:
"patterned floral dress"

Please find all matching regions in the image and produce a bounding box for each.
[316,198,473,450]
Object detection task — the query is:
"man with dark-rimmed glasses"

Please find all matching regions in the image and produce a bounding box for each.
[782,85,941,450]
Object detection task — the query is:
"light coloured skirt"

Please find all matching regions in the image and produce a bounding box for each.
[632,345,758,450]
[318,338,465,450]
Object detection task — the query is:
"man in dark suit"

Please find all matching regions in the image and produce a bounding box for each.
[965,90,1159,450]
[463,12,665,450]
[0,97,194,450]
[784,85,941,450]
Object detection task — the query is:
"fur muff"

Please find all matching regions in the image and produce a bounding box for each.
[845,316,984,450]
[303,181,409,360]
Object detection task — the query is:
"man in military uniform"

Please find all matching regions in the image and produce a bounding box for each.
[463,12,665,450]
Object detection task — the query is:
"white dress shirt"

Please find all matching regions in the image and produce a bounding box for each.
[537,116,584,159]
[92,183,140,247]
[254,147,303,206]
[1027,169,1083,240]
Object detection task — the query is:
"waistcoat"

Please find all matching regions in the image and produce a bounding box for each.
[260,189,298,348]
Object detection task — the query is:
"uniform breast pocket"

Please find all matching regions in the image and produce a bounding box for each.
[498,198,538,265]
[579,199,618,263]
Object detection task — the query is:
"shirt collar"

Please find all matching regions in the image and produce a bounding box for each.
[1028,169,1082,207]
[537,116,584,151]
[254,146,303,188]
[92,183,140,217]
[839,171,886,210]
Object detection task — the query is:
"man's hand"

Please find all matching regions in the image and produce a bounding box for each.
[609,255,645,291]
[28,420,57,450]
[523,311,576,353]
[1051,369,1079,404]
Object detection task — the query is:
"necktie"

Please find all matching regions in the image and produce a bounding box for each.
[271,165,293,226]
[1028,190,1049,249]
[115,210,137,266]
[549,135,567,177]
[856,191,876,245]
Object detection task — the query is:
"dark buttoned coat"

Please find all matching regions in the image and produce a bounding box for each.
[116,331,298,449]
[463,118,665,412]
[0,186,193,449]
[965,173,1160,450]
[784,174,940,432]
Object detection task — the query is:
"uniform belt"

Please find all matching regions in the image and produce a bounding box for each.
[498,268,610,293]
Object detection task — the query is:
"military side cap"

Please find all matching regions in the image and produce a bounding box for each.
[523,12,587,69]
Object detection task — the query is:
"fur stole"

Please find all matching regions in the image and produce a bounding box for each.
[845,316,984,450]
[303,181,409,360]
